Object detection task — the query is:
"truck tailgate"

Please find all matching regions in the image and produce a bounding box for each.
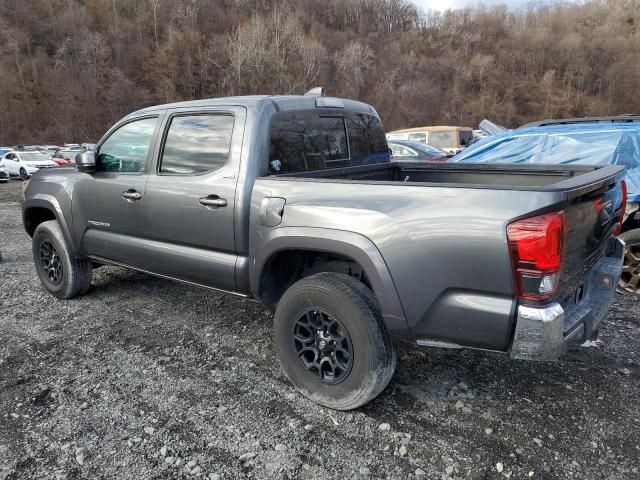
[555,167,626,306]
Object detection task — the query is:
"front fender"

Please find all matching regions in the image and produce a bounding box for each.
[22,194,78,253]
[251,226,411,339]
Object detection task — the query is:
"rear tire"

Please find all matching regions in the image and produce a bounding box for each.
[619,228,640,295]
[274,273,396,410]
[32,220,92,299]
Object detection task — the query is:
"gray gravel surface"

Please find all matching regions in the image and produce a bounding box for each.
[1,180,639,479]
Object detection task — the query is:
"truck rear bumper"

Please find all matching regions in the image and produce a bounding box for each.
[510,236,624,361]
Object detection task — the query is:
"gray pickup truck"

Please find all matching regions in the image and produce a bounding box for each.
[22,93,626,409]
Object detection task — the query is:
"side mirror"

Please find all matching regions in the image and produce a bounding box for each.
[76,151,96,173]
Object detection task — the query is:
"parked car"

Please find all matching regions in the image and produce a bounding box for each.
[22,93,625,410]
[386,126,473,155]
[388,139,448,162]
[51,150,79,166]
[450,118,640,294]
[0,163,9,182]
[63,143,84,150]
[0,151,58,179]
[50,155,72,167]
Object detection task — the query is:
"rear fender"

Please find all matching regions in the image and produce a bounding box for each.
[251,227,411,339]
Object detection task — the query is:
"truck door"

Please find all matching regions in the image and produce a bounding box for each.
[72,115,162,265]
[139,107,245,293]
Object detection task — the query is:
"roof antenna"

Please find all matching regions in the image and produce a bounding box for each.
[304,87,325,97]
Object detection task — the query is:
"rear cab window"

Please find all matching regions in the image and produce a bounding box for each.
[268,110,389,174]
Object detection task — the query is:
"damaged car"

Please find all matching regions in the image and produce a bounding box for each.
[451,116,640,295]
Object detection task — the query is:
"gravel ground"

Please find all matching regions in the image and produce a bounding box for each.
[0,179,639,480]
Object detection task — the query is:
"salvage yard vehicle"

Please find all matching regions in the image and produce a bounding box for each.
[386,126,473,155]
[0,163,9,182]
[22,93,626,410]
[388,139,448,163]
[51,149,80,166]
[1,151,58,179]
[451,116,640,295]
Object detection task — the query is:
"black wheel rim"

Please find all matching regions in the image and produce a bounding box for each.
[293,308,353,384]
[39,240,63,285]
[20,169,28,180]
[620,242,640,294]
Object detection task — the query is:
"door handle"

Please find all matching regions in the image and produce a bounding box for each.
[199,195,227,208]
[121,190,143,202]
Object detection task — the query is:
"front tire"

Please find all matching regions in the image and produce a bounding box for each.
[274,273,396,410]
[32,220,92,299]
[20,168,29,180]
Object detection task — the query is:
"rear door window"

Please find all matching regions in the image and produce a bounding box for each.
[390,145,414,156]
[160,114,234,175]
[269,110,389,174]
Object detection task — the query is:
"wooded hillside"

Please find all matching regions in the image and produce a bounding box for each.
[1,0,639,143]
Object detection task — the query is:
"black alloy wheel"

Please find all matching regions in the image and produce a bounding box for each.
[274,273,396,410]
[20,168,28,180]
[39,240,63,285]
[32,220,93,299]
[293,308,353,384]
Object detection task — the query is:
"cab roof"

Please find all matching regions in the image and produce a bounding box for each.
[129,95,376,117]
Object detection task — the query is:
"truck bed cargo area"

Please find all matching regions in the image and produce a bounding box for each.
[275,162,614,190]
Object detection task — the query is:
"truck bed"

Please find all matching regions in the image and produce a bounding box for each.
[272,161,618,191]
[254,161,625,351]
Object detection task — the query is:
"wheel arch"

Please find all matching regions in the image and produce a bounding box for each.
[251,227,411,339]
[23,195,78,253]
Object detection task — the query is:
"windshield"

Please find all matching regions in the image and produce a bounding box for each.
[429,131,456,149]
[20,152,51,162]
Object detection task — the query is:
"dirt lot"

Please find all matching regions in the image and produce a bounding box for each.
[0,180,639,480]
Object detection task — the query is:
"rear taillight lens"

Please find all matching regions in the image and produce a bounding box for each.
[507,211,566,301]
[614,180,627,236]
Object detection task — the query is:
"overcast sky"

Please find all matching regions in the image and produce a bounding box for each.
[412,0,551,12]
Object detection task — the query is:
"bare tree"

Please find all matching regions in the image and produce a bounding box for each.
[1,0,640,143]
[334,41,374,99]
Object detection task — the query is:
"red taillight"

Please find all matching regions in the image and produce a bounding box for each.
[614,180,627,236]
[507,211,566,301]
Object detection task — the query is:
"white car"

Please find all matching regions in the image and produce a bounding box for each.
[0,164,9,183]
[0,151,58,180]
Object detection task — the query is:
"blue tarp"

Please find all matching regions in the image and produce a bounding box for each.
[450,124,640,202]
